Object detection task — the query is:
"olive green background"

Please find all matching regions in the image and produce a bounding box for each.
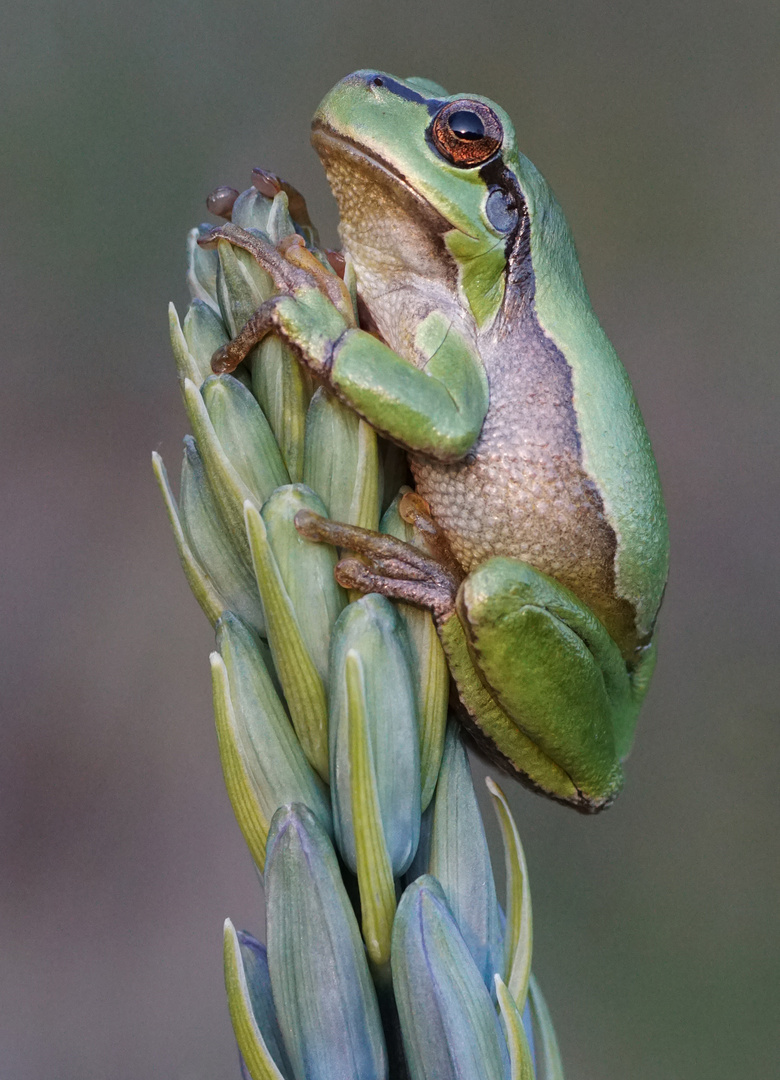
[1,1,778,1076]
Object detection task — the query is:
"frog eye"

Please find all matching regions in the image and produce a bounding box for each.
[431,100,503,167]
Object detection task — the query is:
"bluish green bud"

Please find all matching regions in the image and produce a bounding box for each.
[391,876,509,1080]
[495,976,535,1080]
[244,498,330,781]
[265,191,296,245]
[187,224,220,310]
[236,930,294,1078]
[265,804,388,1080]
[152,450,224,627]
[179,436,265,635]
[260,486,346,684]
[215,612,331,866]
[252,336,311,483]
[342,650,395,971]
[329,595,420,876]
[429,724,504,991]
[182,378,257,568]
[216,237,273,336]
[201,374,289,508]
[169,302,205,387]
[223,918,289,1080]
[231,187,274,233]
[183,299,229,386]
[381,495,448,808]
[303,388,380,530]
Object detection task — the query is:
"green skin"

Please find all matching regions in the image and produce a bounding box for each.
[206,71,669,812]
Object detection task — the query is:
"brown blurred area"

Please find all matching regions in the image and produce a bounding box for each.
[1,1,778,1076]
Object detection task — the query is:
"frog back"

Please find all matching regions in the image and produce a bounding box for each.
[412,158,668,662]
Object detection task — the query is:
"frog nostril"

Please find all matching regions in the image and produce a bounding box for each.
[372,76,384,88]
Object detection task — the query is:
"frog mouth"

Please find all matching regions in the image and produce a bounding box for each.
[311,121,452,230]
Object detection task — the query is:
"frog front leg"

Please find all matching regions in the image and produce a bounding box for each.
[200,224,489,463]
[296,512,653,811]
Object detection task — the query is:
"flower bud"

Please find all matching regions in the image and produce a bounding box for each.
[178,436,265,635]
[201,375,289,507]
[429,724,504,991]
[342,650,395,971]
[231,186,274,234]
[152,450,224,627]
[183,298,229,386]
[216,236,273,336]
[252,335,311,484]
[265,804,388,1080]
[303,388,380,530]
[381,495,448,807]
[223,919,290,1080]
[244,493,335,781]
[265,191,296,245]
[328,595,420,876]
[186,224,220,310]
[495,975,535,1080]
[213,612,331,867]
[391,876,509,1080]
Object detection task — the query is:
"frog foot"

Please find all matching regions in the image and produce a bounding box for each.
[294,510,460,619]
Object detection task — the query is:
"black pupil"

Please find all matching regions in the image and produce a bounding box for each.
[447,110,484,140]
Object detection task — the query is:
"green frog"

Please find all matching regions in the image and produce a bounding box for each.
[202,70,669,812]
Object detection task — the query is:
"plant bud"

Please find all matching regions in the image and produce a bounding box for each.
[216,237,273,336]
[391,876,509,1080]
[214,612,331,867]
[486,776,533,1011]
[244,496,332,781]
[231,186,274,233]
[303,388,380,530]
[186,224,220,310]
[429,724,504,992]
[178,436,265,634]
[265,805,388,1080]
[201,375,289,507]
[182,298,229,386]
[328,595,420,876]
[223,919,290,1080]
[381,495,448,807]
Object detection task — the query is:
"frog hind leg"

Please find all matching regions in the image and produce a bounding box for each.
[453,557,639,808]
[296,512,638,811]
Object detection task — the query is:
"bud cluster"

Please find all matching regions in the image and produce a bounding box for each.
[154,176,565,1079]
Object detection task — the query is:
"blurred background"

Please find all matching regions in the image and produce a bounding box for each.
[1,0,778,1076]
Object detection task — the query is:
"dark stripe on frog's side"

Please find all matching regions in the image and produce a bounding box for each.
[409,163,642,661]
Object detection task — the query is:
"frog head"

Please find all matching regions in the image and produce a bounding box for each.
[311,70,543,329]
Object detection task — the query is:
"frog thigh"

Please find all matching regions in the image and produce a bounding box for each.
[455,557,635,805]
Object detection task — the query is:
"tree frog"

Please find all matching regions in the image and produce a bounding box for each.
[202,71,669,812]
